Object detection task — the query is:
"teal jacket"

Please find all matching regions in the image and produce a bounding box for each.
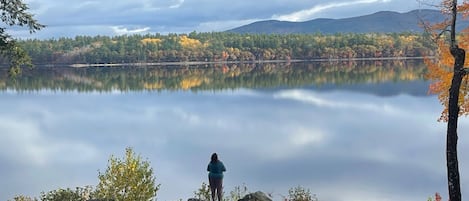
[207,161,226,179]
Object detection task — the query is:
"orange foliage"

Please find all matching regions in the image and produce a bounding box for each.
[221,51,229,61]
[434,192,442,201]
[426,1,469,121]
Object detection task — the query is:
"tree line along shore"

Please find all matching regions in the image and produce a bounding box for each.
[5,32,435,66]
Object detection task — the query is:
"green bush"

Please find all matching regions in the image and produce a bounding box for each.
[288,186,317,201]
[39,186,94,201]
[9,195,37,201]
[193,182,211,201]
[95,147,160,201]
[193,183,249,201]
[228,184,249,201]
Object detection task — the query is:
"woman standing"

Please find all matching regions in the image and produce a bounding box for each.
[207,153,226,201]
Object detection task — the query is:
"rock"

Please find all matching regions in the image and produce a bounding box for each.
[188,198,205,201]
[238,191,272,201]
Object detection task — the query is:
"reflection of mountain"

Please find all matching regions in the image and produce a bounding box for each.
[0,60,428,96]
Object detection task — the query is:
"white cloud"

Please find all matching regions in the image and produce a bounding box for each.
[20,0,428,38]
[316,183,415,201]
[111,26,151,35]
[195,19,261,32]
[76,1,99,9]
[289,127,326,146]
[273,0,391,21]
[172,108,201,125]
[169,0,185,9]
[273,89,403,115]
[0,116,98,166]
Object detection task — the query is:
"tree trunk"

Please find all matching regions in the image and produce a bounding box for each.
[447,45,464,201]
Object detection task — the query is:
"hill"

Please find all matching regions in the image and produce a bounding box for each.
[227,9,469,34]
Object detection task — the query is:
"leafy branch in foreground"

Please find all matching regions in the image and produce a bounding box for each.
[0,0,44,75]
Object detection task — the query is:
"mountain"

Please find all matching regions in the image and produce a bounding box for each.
[227,9,469,34]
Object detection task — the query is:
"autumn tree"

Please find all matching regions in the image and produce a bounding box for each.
[0,0,44,75]
[424,0,469,201]
[95,147,160,201]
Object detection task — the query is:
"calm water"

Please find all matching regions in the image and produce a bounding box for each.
[1,61,468,201]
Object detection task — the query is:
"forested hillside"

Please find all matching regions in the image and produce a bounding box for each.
[228,9,469,34]
[13,32,435,65]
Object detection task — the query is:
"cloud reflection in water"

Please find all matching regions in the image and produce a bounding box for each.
[0,87,466,201]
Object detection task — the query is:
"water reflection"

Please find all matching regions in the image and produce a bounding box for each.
[1,60,427,93]
[0,61,466,201]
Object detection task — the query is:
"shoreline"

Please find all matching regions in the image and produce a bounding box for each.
[34,56,429,68]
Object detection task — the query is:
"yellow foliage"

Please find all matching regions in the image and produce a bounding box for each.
[141,38,162,44]
[179,35,206,49]
[376,36,393,47]
[143,81,164,90]
[399,35,417,43]
[398,71,419,81]
[180,77,209,90]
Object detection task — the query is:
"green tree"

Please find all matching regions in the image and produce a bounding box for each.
[0,0,44,75]
[95,147,160,201]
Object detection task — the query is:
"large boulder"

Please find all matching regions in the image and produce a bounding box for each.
[238,191,272,201]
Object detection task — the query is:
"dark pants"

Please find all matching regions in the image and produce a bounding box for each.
[209,177,223,201]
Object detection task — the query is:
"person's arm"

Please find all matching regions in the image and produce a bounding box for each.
[222,162,226,172]
[207,164,210,172]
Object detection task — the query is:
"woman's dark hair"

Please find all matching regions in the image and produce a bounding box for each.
[211,153,218,163]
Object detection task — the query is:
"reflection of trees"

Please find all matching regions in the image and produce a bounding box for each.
[0,60,427,92]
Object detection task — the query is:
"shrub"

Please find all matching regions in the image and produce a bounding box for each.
[194,182,211,201]
[95,147,160,201]
[428,192,442,201]
[228,183,249,201]
[9,195,37,201]
[39,186,94,201]
[288,186,317,201]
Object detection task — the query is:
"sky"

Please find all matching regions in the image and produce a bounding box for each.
[11,0,434,39]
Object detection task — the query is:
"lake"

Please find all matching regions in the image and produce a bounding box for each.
[0,60,468,201]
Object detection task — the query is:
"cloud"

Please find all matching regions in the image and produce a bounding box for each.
[19,0,429,38]
[169,0,185,9]
[111,26,151,35]
[273,0,392,21]
[273,89,403,115]
[0,88,459,201]
[289,127,325,146]
[0,116,98,166]
[195,19,261,32]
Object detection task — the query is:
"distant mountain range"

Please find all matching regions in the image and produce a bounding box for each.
[227,9,469,34]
